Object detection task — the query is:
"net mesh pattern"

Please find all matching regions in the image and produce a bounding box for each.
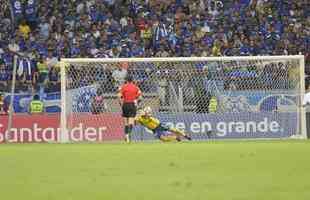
[63,58,302,141]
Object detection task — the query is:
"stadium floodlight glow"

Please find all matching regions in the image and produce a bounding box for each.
[60,55,306,143]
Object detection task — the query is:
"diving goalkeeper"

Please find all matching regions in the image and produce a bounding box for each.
[135,107,192,142]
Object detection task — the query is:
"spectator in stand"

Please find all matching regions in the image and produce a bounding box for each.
[8,38,20,53]
[18,20,31,39]
[0,59,10,91]
[212,39,222,56]
[0,0,307,96]
[91,88,107,114]
[155,46,170,57]
[303,84,310,107]
[0,93,8,115]
[46,50,58,69]
[38,17,50,40]
[47,65,60,93]
[15,57,34,92]
[36,57,49,86]
[112,62,128,90]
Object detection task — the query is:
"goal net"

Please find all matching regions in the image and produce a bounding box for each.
[60,56,306,143]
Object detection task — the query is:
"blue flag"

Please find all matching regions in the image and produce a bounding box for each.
[25,0,37,22]
[10,0,23,22]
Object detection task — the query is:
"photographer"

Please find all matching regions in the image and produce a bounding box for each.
[91,88,107,114]
[29,94,44,114]
[302,84,310,138]
[0,93,8,115]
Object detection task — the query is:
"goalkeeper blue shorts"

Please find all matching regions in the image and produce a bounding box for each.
[153,124,171,139]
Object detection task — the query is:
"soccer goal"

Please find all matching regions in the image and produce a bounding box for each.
[60,55,306,143]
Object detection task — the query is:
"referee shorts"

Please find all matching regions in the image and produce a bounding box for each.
[122,102,137,118]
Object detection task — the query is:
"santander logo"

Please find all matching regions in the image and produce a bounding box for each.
[0,123,107,143]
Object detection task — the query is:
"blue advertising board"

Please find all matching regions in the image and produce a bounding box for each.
[132,112,298,140]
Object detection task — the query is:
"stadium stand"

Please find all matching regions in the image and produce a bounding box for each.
[0,0,309,113]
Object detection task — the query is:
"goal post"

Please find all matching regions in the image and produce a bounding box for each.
[60,55,306,143]
[299,56,306,139]
[6,55,18,143]
[60,60,68,143]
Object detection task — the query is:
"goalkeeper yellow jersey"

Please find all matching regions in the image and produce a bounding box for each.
[136,116,160,130]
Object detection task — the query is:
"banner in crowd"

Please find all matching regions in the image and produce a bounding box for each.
[10,0,38,23]
[24,0,37,22]
[0,112,297,143]
[219,90,297,113]
[10,0,23,21]
[3,89,297,113]
[3,92,61,113]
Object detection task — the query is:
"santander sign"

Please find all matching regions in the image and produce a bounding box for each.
[0,114,124,143]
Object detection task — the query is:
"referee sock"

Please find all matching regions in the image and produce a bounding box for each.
[124,125,130,142]
[128,124,133,135]
[124,125,129,135]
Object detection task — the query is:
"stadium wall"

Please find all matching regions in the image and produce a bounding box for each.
[0,112,297,143]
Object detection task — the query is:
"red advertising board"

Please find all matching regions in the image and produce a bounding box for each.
[0,114,124,143]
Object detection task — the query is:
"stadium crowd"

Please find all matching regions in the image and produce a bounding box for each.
[0,0,309,94]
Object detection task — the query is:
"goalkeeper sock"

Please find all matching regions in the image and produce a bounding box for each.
[160,135,178,142]
[170,127,186,137]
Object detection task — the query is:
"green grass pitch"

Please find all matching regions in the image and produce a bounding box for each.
[0,140,310,200]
